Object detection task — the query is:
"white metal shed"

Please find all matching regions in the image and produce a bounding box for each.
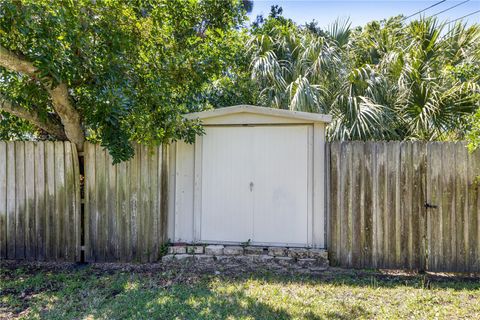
[167,105,332,248]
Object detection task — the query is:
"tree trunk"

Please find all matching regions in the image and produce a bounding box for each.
[48,84,85,150]
[0,45,85,150]
[0,95,67,140]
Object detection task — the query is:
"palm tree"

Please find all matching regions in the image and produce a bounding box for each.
[248,15,480,142]
[392,19,480,140]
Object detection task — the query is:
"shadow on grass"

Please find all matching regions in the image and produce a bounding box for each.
[86,280,293,320]
[1,263,480,319]
[238,268,480,291]
[1,265,294,319]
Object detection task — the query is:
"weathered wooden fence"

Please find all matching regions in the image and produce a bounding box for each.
[1,140,479,271]
[329,141,480,272]
[0,141,80,261]
[84,143,168,262]
[426,142,480,272]
[0,141,168,263]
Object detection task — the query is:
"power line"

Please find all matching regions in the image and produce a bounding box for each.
[402,0,448,21]
[431,0,470,17]
[446,9,480,24]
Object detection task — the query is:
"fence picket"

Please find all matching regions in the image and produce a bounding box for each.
[24,142,35,260]
[1,140,479,270]
[0,142,6,259]
[34,142,45,261]
[0,141,79,261]
[329,141,480,272]
[82,143,167,262]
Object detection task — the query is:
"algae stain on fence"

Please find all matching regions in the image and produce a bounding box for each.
[2,140,479,271]
[0,141,80,261]
[83,143,168,263]
[329,141,480,273]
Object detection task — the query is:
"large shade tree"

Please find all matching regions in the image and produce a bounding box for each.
[0,0,248,162]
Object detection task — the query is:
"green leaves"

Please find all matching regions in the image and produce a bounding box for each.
[467,107,480,152]
[0,111,35,140]
[1,1,479,155]
[0,0,248,162]
[249,14,480,143]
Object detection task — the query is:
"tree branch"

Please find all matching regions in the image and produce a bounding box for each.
[0,46,38,77]
[0,45,85,150]
[0,94,67,140]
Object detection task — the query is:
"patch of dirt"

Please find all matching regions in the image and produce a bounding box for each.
[0,260,480,280]
[2,260,479,282]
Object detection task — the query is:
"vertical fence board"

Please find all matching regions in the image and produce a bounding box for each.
[45,142,55,260]
[85,143,95,262]
[24,142,35,260]
[408,142,427,270]
[468,147,480,271]
[393,143,401,267]
[364,143,374,267]
[150,146,159,262]
[117,161,127,261]
[2,139,479,270]
[140,146,148,262]
[106,151,117,261]
[64,143,75,261]
[329,141,427,270]
[6,143,15,258]
[425,143,480,272]
[474,149,480,271]
[428,143,446,271]
[351,143,362,267]
[83,143,167,262]
[0,142,6,259]
[382,143,390,268]
[428,143,440,271]
[137,145,144,260]
[72,144,81,261]
[443,143,454,271]
[328,142,339,265]
[160,146,168,244]
[364,142,375,268]
[97,147,107,262]
[377,142,387,268]
[54,142,65,260]
[455,143,466,271]
[0,141,79,261]
[341,142,351,266]
[34,143,45,261]
[125,159,132,261]
[370,142,378,269]
[387,142,397,268]
[329,141,479,272]
[130,145,139,261]
[399,142,408,268]
[15,142,26,259]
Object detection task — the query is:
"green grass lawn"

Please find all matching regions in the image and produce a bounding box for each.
[1,263,479,320]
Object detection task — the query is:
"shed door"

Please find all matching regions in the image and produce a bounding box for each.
[200,127,254,242]
[200,125,310,245]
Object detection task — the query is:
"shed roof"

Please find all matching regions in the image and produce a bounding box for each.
[185,105,332,123]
